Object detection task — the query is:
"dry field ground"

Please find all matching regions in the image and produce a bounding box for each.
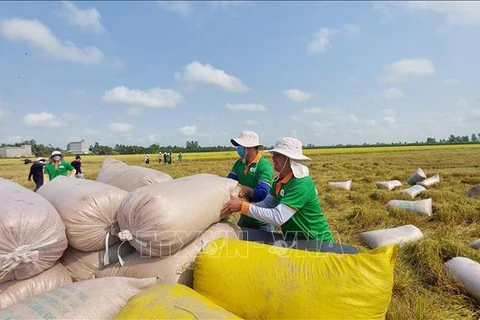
[1,144,480,319]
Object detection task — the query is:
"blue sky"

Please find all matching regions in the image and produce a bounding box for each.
[0,1,479,148]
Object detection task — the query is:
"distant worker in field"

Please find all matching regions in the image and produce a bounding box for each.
[71,155,84,178]
[28,157,46,191]
[44,151,76,181]
[178,152,183,162]
[226,131,274,232]
[158,151,162,163]
[145,155,150,164]
[166,151,172,165]
[163,152,167,164]
[221,137,333,242]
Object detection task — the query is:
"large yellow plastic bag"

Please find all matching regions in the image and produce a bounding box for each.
[116,283,242,319]
[194,238,397,320]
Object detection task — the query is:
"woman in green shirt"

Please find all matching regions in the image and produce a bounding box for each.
[43,150,76,181]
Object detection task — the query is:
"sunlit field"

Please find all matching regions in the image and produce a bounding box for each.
[1,144,480,319]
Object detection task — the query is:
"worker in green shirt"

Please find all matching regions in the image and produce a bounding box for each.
[44,150,76,181]
[222,137,333,242]
[226,131,274,232]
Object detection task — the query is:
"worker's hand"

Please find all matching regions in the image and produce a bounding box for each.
[238,185,254,199]
[220,195,245,217]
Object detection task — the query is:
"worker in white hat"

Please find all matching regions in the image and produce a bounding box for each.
[222,137,333,241]
[27,157,46,191]
[43,150,76,181]
[226,131,274,232]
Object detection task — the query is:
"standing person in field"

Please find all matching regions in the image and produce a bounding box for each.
[163,152,167,164]
[28,157,45,191]
[178,152,183,162]
[70,155,84,178]
[144,155,150,164]
[166,152,172,165]
[221,137,333,242]
[226,131,274,232]
[158,151,162,163]
[44,151,76,181]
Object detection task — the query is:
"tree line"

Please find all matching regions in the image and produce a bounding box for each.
[2,133,480,156]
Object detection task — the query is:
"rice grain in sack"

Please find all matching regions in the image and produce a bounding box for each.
[407,168,426,185]
[0,178,68,284]
[117,174,239,257]
[0,277,157,319]
[0,263,72,309]
[96,222,242,287]
[96,157,173,191]
[376,180,402,191]
[37,177,128,251]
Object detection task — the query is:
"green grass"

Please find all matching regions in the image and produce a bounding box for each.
[1,145,480,319]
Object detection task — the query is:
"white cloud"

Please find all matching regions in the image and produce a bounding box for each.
[307,24,360,54]
[23,112,67,128]
[456,97,468,108]
[109,123,134,134]
[283,89,312,103]
[244,120,259,126]
[176,61,248,92]
[225,103,266,112]
[381,116,396,125]
[180,125,197,136]
[382,109,396,117]
[404,2,480,27]
[59,1,105,34]
[0,18,104,65]
[102,86,184,108]
[378,58,435,83]
[383,87,405,100]
[158,1,193,16]
[443,78,462,85]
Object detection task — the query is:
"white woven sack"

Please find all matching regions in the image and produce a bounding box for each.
[376,180,402,191]
[0,178,68,284]
[401,185,426,199]
[96,222,242,288]
[0,263,72,309]
[407,168,426,185]
[444,257,480,302]
[417,174,440,188]
[358,225,423,249]
[328,180,352,191]
[117,173,239,257]
[96,157,173,191]
[37,176,128,251]
[0,277,157,319]
[386,198,433,216]
[470,239,480,250]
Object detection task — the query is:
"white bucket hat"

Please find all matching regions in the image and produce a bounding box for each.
[36,157,46,162]
[50,150,62,158]
[267,137,311,178]
[231,131,261,148]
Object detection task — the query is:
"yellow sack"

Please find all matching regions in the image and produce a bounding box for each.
[115,283,242,320]
[194,239,397,320]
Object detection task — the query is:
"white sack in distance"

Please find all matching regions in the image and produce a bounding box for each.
[358,224,424,249]
[470,239,480,250]
[0,178,68,284]
[386,198,433,216]
[444,257,480,302]
[375,180,402,191]
[401,185,426,199]
[328,180,352,191]
[96,157,173,192]
[467,185,480,198]
[37,176,129,251]
[416,174,440,188]
[96,222,242,288]
[407,168,426,186]
[0,277,157,319]
[117,173,240,257]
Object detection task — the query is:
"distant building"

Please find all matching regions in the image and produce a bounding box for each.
[0,144,32,157]
[67,139,90,155]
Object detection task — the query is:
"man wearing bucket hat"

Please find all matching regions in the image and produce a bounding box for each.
[227,131,274,232]
[222,137,333,242]
[28,157,46,191]
[43,150,76,181]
